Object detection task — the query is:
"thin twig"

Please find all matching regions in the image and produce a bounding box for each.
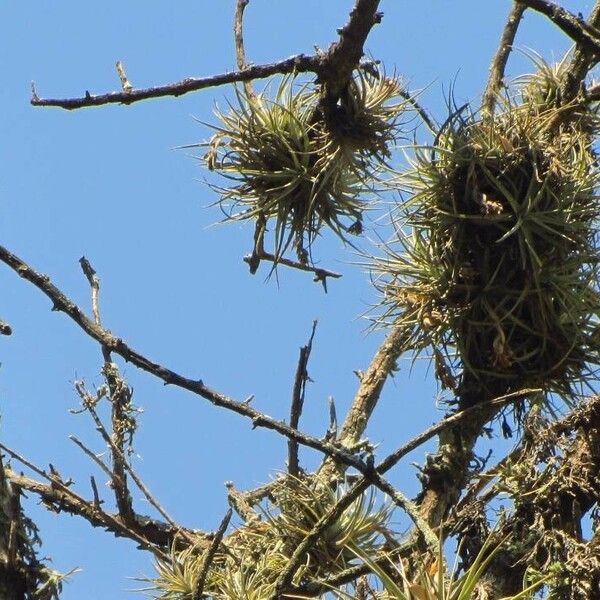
[234,0,256,101]
[79,257,137,521]
[193,509,233,600]
[0,444,175,557]
[69,435,113,480]
[288,321,317,477]
[79,256,101,326]
[5,467,172,559]
[398,88,438,135]
[375,388,542,475]
[243,250,342,291]
[482,2,527,115]
[74,383,187,537]
[90,476,102,509]
[368,471,438,552]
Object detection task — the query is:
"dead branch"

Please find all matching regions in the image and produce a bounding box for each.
[193,508,232,600]
[288,321,317,477]
[31,0,384,112]
[516,0,600,57]
[243,250,342,290]
[562,0,600,99]
[3,463,180,557]
[30,55,319,110]
[234,0,257,102]
[0,244,369,473]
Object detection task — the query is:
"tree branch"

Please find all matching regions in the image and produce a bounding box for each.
[193,508,232,600]
[32,0,384,113]
[0,245,370,474]
[482,2,527,115]
[2,461,182,557]
[317,320,411,482]
[30,55,319,110]
[516,0,600,56]
[243,250,342,291]
[288,321,317,477]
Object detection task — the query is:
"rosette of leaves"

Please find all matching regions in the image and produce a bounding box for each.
[142,477,392,599]
[333,531,548,600]
[374,57,600,403]
[203,67,407,265]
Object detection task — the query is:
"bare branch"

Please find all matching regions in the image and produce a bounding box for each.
[234,0,257,101]
[0,245,369,472]
[74,382,189,540]
[69,435,113,480]
[32,0,384,113]
[288,321,317,477]
[482,2,527,115]
[318,320,411,481]
[516,0,600,56]
[562,1,600,99]
[30,55,319,110]
[0,447,183,556]
[375,388,541,475]
[243,250,342,291]
[79,256,101,326]
[398,88,438,135]
[193,508,232,600]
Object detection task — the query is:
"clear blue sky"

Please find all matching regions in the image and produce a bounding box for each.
[0,2,590,598]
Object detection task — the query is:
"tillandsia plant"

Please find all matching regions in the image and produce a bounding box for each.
[373,55,600,405]
[143,476,392,599]
[200,66,408,266]
[331,529,548,600]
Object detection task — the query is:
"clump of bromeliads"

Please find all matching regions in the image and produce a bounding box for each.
[374,56,600,408]
[199,66,408,270]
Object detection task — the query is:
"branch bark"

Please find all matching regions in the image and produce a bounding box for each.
[482,2,527,115]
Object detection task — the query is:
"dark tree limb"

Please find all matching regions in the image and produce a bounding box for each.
[317,0,382,110]
[1,457,184,557]
[243,250,342,291]
[288,321,317,477]
[31,0,384,112]
[30,55,320,110]
[561,0,600,100]
[516,0,600,56]
[193,508,232,600]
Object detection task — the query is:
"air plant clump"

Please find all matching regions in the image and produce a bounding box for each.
[143,476,392,599]
[203,67,408,264]
[374,57,600,403]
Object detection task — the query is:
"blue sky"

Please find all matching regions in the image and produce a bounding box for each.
[0,2,592,598]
